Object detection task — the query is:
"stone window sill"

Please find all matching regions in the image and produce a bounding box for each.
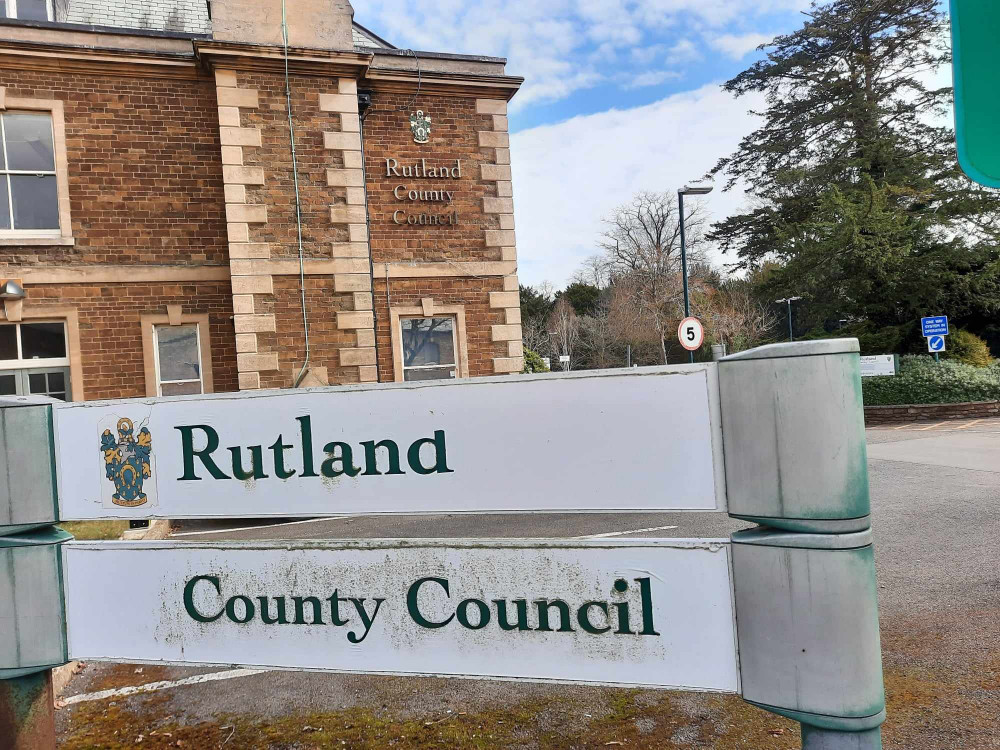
[0,237,76,247]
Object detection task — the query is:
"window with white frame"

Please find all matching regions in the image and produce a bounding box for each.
[400,317,459,382]
[153,324,205,396]
[0,321,70,400]
[0,111,60,234]
[0,0,53,21]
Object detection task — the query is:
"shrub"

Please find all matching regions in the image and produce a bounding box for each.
[863,355,1000,405]
[942,329,993,368]
[522,348,550,374]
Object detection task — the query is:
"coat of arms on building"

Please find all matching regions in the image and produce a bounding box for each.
[100,418,153,508]
[410,110,431,144]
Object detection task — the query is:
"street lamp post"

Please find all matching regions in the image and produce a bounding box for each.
[776,297,803,342]
[678,184,714,363]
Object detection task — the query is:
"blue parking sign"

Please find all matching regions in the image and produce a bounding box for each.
[921,317,949,337]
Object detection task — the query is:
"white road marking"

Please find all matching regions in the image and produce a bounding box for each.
[575,525,679,539]
[917,422,947,432]
[954,420,983,431]
[61,669,271,706]
[170,517,348,537]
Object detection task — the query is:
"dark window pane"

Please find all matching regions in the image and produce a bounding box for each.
[21,323,66,359]
[28,373,45,393]
[404,367,456,382]
[157,326,201,382]
[0,326,16,360]
[3,113,55,171]
[401,318,456,368]
[10,175,58,230]
[0,179,9,230]
[50,392,66,401]
[0,374,15,396]
[161,380,202,397]
[16,0,50,20]
[47,371,65,391]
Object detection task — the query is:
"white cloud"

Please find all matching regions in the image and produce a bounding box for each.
[511,84,764,286]
[355,0,807,107]
[709,32,774,59]
[666,38,702,64]
[625,70,682,89]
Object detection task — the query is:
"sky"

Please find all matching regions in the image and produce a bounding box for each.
[354,0,817,286]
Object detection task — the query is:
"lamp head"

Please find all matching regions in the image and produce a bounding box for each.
[680,183,715,196]
[0,280,26,301]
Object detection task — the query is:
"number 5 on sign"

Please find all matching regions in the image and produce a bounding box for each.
[678,317,705,352]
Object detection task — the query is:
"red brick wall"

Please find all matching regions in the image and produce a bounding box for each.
[373,276,506,382]
[865,401,1000,425]
[238,71,349,256]
[363,92,510,382]
[257,276,359,389]
[0,69,228,266]
[363,92,502,265]
[27,282,239,400]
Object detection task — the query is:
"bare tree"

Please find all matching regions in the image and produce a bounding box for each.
[547,297,579,371]
[571,254,611,290]
[578,297,619,370]
[599,191,708,364]
[704,280,779,354]
[521,315,550,358]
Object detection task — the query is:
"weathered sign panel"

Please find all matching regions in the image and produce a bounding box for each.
[62,539,739,692]
[54,367,726,520]
[859,356,896,378]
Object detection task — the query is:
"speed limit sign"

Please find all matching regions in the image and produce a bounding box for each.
[678,317,705,352]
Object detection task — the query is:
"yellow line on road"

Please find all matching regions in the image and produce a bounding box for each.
[954,420,983,431]
[917,422,947,431]
[893,424,912,430]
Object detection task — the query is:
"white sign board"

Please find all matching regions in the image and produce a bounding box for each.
[859,355,896,378]
[63,539,739,692]
[54,367,727,520]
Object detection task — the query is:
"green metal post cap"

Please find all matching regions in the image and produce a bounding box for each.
[731,527,873,550]
[0,526,73,548]
[721,338,860,361]
[748,702,887,734]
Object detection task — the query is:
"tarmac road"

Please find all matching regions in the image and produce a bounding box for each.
[56,419,1000,749]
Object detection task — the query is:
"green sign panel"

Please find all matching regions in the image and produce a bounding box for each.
[951,0,1000,187]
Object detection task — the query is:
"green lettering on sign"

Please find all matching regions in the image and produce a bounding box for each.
[951,0,1000,187]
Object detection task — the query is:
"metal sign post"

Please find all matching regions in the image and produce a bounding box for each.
[922,317,949,363]
[0,340,885,749]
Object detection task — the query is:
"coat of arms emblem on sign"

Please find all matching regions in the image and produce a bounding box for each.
[100,418,153,508]
[410,110,431,144]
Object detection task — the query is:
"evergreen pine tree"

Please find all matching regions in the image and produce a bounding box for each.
[710,0,1000,334]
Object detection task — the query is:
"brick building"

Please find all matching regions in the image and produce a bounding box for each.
[0,0,524,402]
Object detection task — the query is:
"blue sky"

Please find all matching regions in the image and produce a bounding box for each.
[355,1,815,285]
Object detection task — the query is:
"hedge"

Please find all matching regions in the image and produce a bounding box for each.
[862,355,1000,406]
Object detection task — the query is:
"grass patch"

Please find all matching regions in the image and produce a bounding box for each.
[60,689,802,750]
[58,521,128,541]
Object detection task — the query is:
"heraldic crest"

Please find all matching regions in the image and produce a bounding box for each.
[100,418,153,507]
[410,110,431,144]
